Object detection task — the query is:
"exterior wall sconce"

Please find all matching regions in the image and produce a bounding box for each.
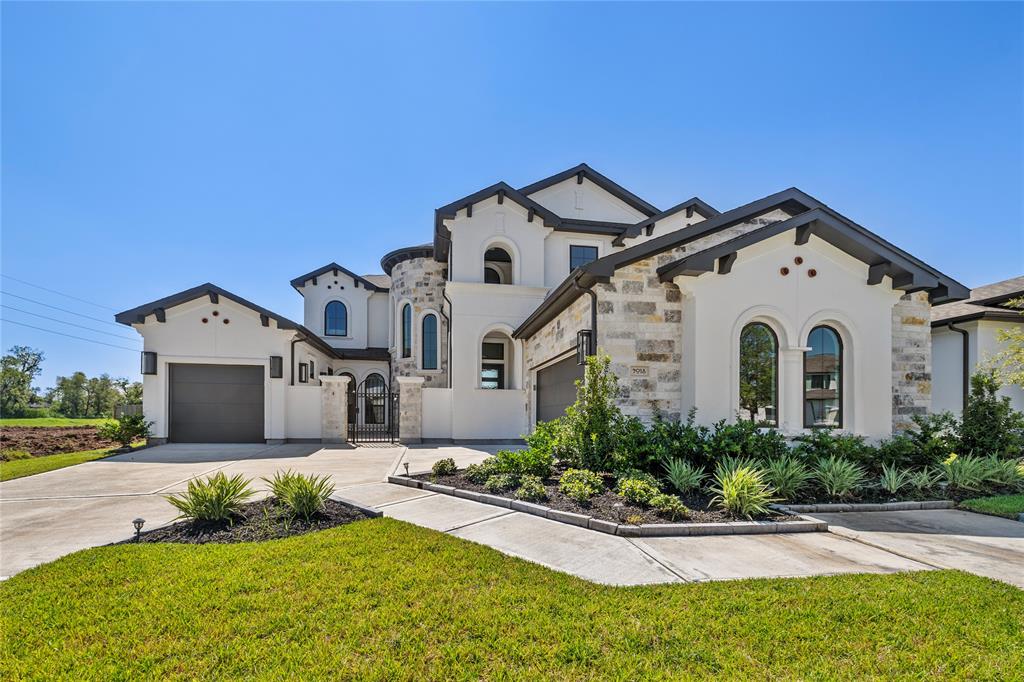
[576,329,594,365]
[141,351,157,375]
[269,356,283,378]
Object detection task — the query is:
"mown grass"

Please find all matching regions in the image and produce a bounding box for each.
[960,494,1024,519]
[1,519,1020,680]
[0,417,113,428]
[0,448,114,481]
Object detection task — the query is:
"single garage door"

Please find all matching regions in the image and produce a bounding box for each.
[536,356,584,422]
[169,364,264,443]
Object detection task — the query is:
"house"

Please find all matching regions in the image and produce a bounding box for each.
[931,276,1024,414]
[115,164,969,444]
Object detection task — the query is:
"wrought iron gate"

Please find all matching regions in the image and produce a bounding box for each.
[348,377,399,443]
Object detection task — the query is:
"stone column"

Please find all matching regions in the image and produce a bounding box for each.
[891,292,932,432]
[319,375,350,443]
[396,376,424,444]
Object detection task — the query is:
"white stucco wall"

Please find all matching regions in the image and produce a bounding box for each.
[298,270,383,349]
[673,231,904,438]
[447,196,550,287]
[542,233,615,288]
[422,387,453,439]
[526,176,649,223]
[624,208,707,246]
[932,320,1024,414]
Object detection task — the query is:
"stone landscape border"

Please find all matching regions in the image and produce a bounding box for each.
[388,475,827,537]
[774,500,955,514]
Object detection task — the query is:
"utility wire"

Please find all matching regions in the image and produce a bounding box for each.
[0,318,141,352]
[1,304,141,342]
[1,274,118,311]
[0,291,125,328]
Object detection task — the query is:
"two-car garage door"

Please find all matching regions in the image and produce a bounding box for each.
[169,364,264,443]
[536,356,584,423]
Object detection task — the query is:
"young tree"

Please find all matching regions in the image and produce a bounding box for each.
[0,346,44,417]
[50,372,89,417]
[560,353,623,471]
[992,297,1024,388]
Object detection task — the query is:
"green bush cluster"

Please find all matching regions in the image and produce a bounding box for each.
[431,458,457,477]
[616,475,660,505]
[484,473,517,493]
[97,414,152,449]
[514,475,547,502]
[264,470,336,520]
[649,493,690,520]
[166,472,255,523]
[558,468,604,503]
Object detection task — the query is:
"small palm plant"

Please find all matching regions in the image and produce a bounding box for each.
[264,470,336,521]
[710,466,778,519]
[662,458,706,495]
[166,473,255,523]
[813,456,866,500]
[879,462,912,496]
[762,456,812,501]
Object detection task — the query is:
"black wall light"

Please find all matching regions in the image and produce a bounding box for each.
[141,351,157,375]
[269,356,283,378]
[576,330,593,365]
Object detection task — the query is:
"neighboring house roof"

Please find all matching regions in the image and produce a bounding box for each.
[612,197,721,246]
[290,263,389,293]
[514,188,970,339]
[380,243,434,275]
[360,274,392,289]
[114,282,340,357]
[516,163,661,218]
[931,275,1024,326]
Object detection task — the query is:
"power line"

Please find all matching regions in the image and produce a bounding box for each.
[0,318,141,353]
[0,291,125,328]
[0,274,118,311]
[1,304,141,342]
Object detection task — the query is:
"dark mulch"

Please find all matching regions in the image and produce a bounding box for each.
[123,499,372,545]
[416,468,792,525]
[0,426,115,456]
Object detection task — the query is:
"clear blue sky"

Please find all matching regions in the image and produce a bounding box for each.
[3,1,1022,390]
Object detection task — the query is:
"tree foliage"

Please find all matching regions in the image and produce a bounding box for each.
[992,296,1024,388]
[0,346,45,417]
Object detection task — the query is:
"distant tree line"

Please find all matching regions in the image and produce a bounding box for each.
[0,346,142,418]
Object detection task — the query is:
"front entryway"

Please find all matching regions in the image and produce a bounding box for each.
[348,378,399,443]
[169,363,264,442]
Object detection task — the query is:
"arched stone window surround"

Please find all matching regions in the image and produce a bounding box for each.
[417,308,441,372]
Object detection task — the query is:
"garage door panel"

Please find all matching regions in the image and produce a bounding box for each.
[537,357,583,423]
[170,364,264,443]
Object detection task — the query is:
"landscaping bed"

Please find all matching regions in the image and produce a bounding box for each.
[124,498,374,544]
[0,425,115,457]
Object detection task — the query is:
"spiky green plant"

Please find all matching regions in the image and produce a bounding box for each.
[941,453,989,491]
[264,470,336,520]
[813,456,866,500]
[908,467,943,493]
[762,456,812,501]
[662,458,706,494]
[714,455,760,480]
[166,472,255,523]
[982,456,1024,488]
[879,462,912,495]
[710,466,778,519]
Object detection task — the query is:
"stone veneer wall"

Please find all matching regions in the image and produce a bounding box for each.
[891,291,932,431]
[390,257,449,388]
[523,208,794,424]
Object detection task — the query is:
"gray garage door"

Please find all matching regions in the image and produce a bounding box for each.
[536,356,584,422]
[169,364,264,443]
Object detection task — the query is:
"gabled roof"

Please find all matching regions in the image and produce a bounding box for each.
[514,188,970,339]
[114,282,340,357]
[931,275,1024,326]
[290,263,389,293]
[517,163,660,217]
[613,197,720,246]
[380,243,434,275]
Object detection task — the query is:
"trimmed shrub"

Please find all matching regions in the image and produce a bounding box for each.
[649,493,690,521]
[878,462,911,496]
[465,459,499,484]
[907,412,961,466]
[762,456,811,501]
[264,470,335,520]
[794,429,875,465]
[514,475,547,502]
[616,476,660,506]
[941,453,989,491]
[524,418,563,459]
[492,448,553,479]
[97,414,152,449]
[662,458,706,494]
[558,468,603,502]
[166,473,255,523]
[706,419,789,462]
[710,466,777,519]
[431,458,457,477]
[813,456,866,500]
[484,473,518,493]
[960,371,1024,457]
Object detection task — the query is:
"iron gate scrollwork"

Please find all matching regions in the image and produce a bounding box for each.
[348,375,399,443]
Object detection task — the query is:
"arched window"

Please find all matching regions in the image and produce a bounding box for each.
[422,314,438,370]
[739,322,778,426]
[401,304,412,358]
[324,301,347,337]
[804,325,842,428]
[364,373,387,425]
[484,246,512,285]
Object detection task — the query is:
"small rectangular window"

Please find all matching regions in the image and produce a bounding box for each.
[298,363,309,383]
[570,245,599,272]
[481,365,505,390]
[482,342,504,360]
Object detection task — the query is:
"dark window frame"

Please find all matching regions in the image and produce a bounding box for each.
[422,313,438,370]
[481,340,507,389]
[324,300,348,337]
[484,266,503,284]
[569,244,599,272]
[401,304,412,358]
[738,321,779,427]
[803,325,844,429]
[298,363,309,383]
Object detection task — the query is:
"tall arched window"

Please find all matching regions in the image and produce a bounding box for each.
[422,314,438,370]
[739,322,778,426]
[324,301,347,337]
[804,325,842,428]
[401,304,412,358]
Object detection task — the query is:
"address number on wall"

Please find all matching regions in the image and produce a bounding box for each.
[630,366,649,377]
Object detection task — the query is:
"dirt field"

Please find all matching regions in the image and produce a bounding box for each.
[0,427,115,456]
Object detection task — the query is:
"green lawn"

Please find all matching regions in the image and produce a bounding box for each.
[960,494,1024,519]
[1,520,1020,680]
[0,448,115,481]
[0,417,113,428]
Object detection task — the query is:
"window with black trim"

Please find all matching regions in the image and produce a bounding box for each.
[324,301,348,336]
[804,325,842,428]
[422,314,438,370]
[739,322,778,426]
[298,363,309,383]
[481,341,505,389]
[401,304,412,358]
[569,245,599,272]
[484,266,502,284]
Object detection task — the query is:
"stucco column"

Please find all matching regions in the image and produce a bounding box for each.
[396,376,424,444]
[780,347,808,435]
[319,375,350,443]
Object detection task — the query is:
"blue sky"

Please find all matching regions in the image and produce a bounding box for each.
[2,1,1022,390]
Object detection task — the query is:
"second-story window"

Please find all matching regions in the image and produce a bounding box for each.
[570,245,599,272]
[401,303,412,358]
[324,301,347,336]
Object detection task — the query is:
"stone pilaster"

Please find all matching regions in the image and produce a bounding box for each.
[891,291,932,431]
[320,375,350,443]
[396,375,424,444]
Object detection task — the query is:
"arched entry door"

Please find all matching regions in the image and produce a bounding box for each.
[348,374,399,443]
